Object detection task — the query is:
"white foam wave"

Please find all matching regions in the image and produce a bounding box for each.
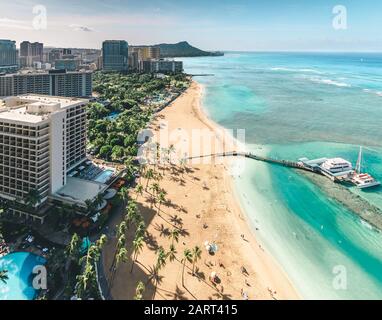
[363,88,382,97]
[309,77,351,88]
[270,67,323,74]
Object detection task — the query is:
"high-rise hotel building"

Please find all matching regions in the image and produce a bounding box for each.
[0,70,92,98]
[0,40,18,73]
[102,40,129,72]
[19,41,44,67]
[0,95,88,222]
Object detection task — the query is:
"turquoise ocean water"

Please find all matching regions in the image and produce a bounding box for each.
[182,52,382,299]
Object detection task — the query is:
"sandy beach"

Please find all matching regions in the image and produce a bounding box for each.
[102,81,300,300]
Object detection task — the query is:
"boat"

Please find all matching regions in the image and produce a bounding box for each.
[351,147,380,189]
[319,157,354,181]
[320,158,353,174]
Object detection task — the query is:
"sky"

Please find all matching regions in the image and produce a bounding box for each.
[0,0,381,51]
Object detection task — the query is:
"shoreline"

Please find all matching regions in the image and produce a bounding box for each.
[102,80,300,300]
[191,80,301,299]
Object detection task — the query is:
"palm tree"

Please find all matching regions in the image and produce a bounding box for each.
[124,156,137,180]
[61,202,75,225]
[76,234,107,299]
[149,182,160,196]
[0,199,9,216]
[25,189,41,209]
[0,269,8,284]
[135,220,146,239]
[135,184,144,200]
[155,142,161,171]
[76,263,94,299]
[167,244,177,262]
[97,234,108,249]
[125,201,139,227]
[139,164,147,184]
[144,168,155,191]
[119,186,129,206]
[156,190,166,214]
[178,158,187,177]
[181,248,193,288]
[191,246,202,276]
[168,144,176,165]
[155,246,167,275]
[84,199,96,216]
[134,281,145,300]
[108,233,127,292]
[169,228,180,246]
[65,233,81,265]
[116,221,127,240]
[115,247,128,269]
[110,233,126,272]
[130,236,144,273]
[93,194,104,211]
[150,246,167,298]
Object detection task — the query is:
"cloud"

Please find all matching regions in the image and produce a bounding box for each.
[0,17,33,30]
[69,24,95,32]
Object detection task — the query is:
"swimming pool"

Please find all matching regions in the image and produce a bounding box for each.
[94,169,115,184]
[105,111,121,121]
[0,252,46,300]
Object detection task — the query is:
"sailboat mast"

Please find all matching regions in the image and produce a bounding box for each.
[356,146,363,174]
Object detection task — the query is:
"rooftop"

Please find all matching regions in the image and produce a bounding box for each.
[53,177,108,205]
[0,70,92,79]
[0,95,88,123]
[323,158,352,166]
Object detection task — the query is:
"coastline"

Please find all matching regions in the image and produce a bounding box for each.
[191,81,301,299]
[102,80,300,300]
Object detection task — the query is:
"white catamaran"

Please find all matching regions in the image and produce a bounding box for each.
[351,147,380,189]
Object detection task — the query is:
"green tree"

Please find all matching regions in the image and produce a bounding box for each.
[65,233,82,264]
[76,234,107,299]
[191,246,202,276]
[157,190,166,214]
[144,168,155,191]
[169,228,180,246]
[25,189,41,209]
[155,246,167,275]
[99,145,112,160]
[130,236,144,273]
[0,269,8,284]
[135,184,144,200]
[181,249,193,288]
[111,145,125,162]
[167,244,177,262]
[119,186,129,206]
[134,281,145,300]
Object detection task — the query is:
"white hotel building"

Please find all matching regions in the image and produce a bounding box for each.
[0,95,88,223]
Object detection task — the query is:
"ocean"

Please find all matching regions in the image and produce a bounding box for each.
[182,52,382,299]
